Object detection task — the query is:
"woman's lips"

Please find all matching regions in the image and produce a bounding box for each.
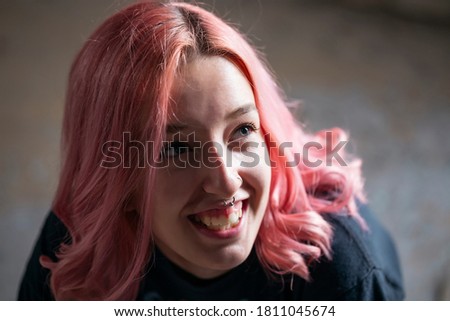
[188,200,246,236]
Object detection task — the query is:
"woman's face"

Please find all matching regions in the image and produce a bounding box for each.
[151,56,271,279]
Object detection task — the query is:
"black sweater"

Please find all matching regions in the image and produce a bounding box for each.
[18,205,404,300]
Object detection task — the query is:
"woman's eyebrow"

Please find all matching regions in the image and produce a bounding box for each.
[166,103,257,134]
[166,123,189,134]
[226,103,257,120]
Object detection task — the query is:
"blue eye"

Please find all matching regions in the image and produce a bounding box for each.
[239,126,252,136]
[235,122,258,138]
[228,122,260,148]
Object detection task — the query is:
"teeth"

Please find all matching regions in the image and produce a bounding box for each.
[196,208,243,230]
[229,213,238,224]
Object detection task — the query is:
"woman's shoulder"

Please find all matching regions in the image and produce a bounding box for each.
[296,204,405,300]
[17,211,69,300]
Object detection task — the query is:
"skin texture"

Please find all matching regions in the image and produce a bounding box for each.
[151,56,272,279]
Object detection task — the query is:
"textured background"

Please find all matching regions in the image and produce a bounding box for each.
[1,0,449,300]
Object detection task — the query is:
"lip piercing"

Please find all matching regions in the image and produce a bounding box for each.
[223,196,235,207]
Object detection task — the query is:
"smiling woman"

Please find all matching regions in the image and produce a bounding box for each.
[151,56,271,280]
[18,1,404,300]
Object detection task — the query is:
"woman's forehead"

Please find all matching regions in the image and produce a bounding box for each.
[168,56,256,123]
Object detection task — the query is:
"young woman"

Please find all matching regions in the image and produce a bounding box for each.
[18,1,404,300]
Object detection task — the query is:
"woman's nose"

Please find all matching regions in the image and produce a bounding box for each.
[200,144,242,198]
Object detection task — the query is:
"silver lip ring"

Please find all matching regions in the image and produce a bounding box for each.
[223,196,235,207]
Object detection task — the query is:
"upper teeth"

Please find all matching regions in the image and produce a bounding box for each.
[195,208,243,230]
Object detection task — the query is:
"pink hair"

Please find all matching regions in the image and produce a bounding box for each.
[42,1,365,300]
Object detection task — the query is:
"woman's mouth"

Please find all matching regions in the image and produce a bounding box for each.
[188,201,245,234]
[191,207,243,230]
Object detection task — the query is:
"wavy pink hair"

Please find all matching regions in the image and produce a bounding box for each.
[42,1,365,300]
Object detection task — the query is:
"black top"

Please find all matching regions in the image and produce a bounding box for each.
[18,205,404,300]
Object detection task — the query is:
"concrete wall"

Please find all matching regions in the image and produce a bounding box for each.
[1,0,449,300]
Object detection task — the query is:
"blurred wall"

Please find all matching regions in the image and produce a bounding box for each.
[1,0,449,300]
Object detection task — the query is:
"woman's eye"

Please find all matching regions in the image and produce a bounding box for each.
[161,141,190,158]
[239,126,252,136]
[233,123,258,140]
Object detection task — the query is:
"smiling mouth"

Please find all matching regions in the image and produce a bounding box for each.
[190,208,243,230]
[188,201,245,231]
